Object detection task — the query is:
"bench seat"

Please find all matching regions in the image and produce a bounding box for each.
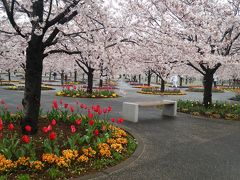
[122,100,177,122]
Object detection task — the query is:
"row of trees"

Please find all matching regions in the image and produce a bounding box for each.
[1,0,240,134]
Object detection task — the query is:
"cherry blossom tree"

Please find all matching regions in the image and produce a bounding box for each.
[0,0,111,134]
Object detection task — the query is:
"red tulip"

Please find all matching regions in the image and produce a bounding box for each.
[51,119,57,126]
[4,105,8,110]
[83,104,87,109]
[108,106,112,112]
[80,104,84,108]
[0,119,3,131]
[47,125,52,131]
[94,129,99,136]
[0,99,5,104]
[89,120,94,126]
[25,125,32,132]
[111,118,115,122]
[98,109,102,115]
[59,99,63,105]
[75,119,82,125]
[42,127,48,133]
[88,112,93,119]
[70,125,76,133]
[52,100,58,109]
[8,123,14,131]
[73,85,76,90]
[22,135,30,144]
[64,103,68,109]
[117,118,124,124]
[103,108,107,113]
[102,125,106,131]
[49,132,57,140]
[70,105,74,113]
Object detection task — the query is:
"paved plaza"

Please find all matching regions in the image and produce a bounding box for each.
[0,81,240,180]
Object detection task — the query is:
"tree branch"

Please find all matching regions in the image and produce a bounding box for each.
[2,0,26,38]
[187,61,205,75]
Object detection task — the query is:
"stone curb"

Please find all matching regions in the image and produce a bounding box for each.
[73,126,145,180]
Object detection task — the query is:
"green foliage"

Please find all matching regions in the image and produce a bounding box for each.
[16,174,31,180]
[0,175,7,180]
[48,167,64,180]
[187,87,224,93]
[127,136,137,155]
[112,151,123,161]
[0,133,20,159]
[177,100,240,120]
[92,158,116,170]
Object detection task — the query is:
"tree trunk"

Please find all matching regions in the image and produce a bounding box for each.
[179,76,183,87]
[185,76,188,84]
[82,73,85,82]
[203,73,214,107]
[87,68,94,94]
[156,75,158,84]
[49,70,52,81]
[147,70,152,86]
[139,74,141,84]
[74,70,77,82]
[160,78,165,92]
[21,40,44,135]
[60,71,64,85]
[99,78,103,88]
[7,70,11,82]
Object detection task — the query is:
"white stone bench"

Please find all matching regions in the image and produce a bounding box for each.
[122,100,177,122]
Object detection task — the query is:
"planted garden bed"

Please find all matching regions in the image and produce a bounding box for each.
[187,86,224,93]
[178,100,240,120]
[0,100,137,179]
[4,85,55,91]
[56,86,119,98]
[138,87,185,95]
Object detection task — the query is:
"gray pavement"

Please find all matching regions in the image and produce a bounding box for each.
[0,80,240,180]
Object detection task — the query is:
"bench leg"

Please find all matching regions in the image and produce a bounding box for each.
[122,103,139,122]
[162,100,177,116]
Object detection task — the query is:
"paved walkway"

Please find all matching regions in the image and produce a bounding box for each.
[0,80,240,180]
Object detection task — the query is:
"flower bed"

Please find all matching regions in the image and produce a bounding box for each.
[133,85,153,89]
[187,86,224,93]
[177,100,240,120]
[65,81,81,85]
[0,100,137,179]
[222,87,240,93]
[56,86,119,98]
[0,83,15,86]
[138,87,185,95]
[4,85,55,91]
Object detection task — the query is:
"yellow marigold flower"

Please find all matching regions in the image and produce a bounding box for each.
[62,149,78,160]
[98,143,110,150]
[99,149,111,158]
[111,143,124,153]
[116,138,128,145]
[42,153,57,164]
[0,155,15,172]
[55,156,69,168]
[77,155,89,163]
[107,138,116,145]
[82,147,96,158]
[30,161,44,170]
[16,157,30,167]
